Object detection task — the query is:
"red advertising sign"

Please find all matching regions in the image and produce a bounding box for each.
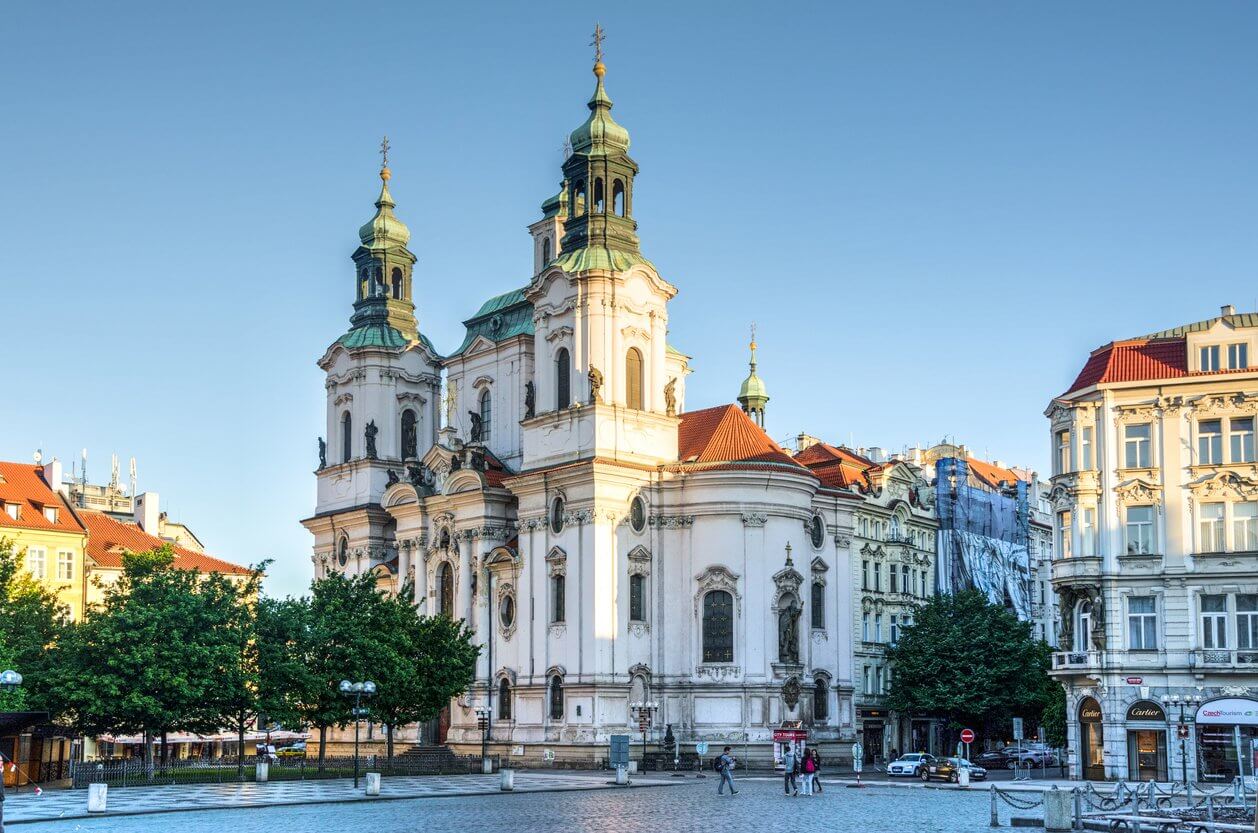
[1126,677,1143,685]
[960,729,975,744]
[772,728,808,742]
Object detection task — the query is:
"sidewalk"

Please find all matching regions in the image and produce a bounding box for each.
[1,771,684,824]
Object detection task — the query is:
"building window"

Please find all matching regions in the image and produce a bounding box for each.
[625,347,644,410]
[400,409,418,459]
[549,675,564,720]
[862,612,870,641]
[1055,430,1071,475]
[551,574,565,623]
[1231,418,1256,463]
[478,389,492,444]
[873,563,882,592]
[874,613,883,643]
[56,550,74,581]
[1076,601,1092,653]
[861,560,869,591]
[863,666,872,695]
[1238,595,1258,651]
[1201,595,1228,650]
[1200,502,1226,552]
[814,678,828,721]
[810,581,824,629]
[437,562,455,618]
[889,566,899,594]
[550,496,565,534]
[890,614,899,644]
[1124,423,1152,468]
[1081,426,1094,470]
[555,347,571,409]
[2,502,18,521]
[1201,345,1222,372]
[702,590,734,663]
[337,536,349,567]
[810,515,825,549]
[901,565,910,596]
[1235,502,1258,551]
[499,593,515,629]
[1125,506,1156,554]
[390,267,403,300]
[341,411,353,463]
[1058,510,1073,559]
[629,574,646,622]
[875,665,884,693]
[26,547,46,580]
[1229,343,1249,370]
[612,179,625,215]
[43,506,58,524]
[1080,507,1096,557]
[542,237,551,264]
[630,496,647,533]
[498,678,512,720]
[1127,596,1157,650]
[1199,420,1223,465]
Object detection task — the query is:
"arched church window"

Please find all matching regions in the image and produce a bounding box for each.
[612,180,625,215]
[814,678,829,722]
[573,180,586,216]
[359,268,369,300]
[478,389,492,444]
[498,678,512,720]
[337,536,349,567]
[437,562,454,619]
[810,514,825,549]
[400,409,418,459]
[811,581,825,629]
[549,674,564,720]
[550,495,566,534]
[702,590,734,663]
[593,178,605,213]
[555,348,571,409]
[341,411,352,463]
[542,237,551,264]
[625,347,644,410]
[391,268,403,300]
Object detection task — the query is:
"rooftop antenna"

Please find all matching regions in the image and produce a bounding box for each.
[110,453,120,490]
[80,448,88,508]
[129,457,137,498]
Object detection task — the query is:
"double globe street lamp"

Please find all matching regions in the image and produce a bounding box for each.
[339,680,377,789]
[0,670,24,833]
[630,701,659,762]
[1160,692,1202,786]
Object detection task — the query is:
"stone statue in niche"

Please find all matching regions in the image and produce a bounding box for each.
[778,598,802,664]
[588,366,603,404]
[524,381,536,419]
[468,410,484,443]
[364,421,379,459]
[317,437,326,470]
[664,377,677,416]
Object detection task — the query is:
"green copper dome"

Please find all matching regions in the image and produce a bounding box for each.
[739,371,769,402]
[569,68,630,156]
[358,176,410,248]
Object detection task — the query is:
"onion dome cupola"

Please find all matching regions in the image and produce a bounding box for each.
[738,325,770,427]
[555,28,649,273]
[343,138,420,347]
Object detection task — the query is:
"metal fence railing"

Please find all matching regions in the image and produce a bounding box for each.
[70,753,494,789]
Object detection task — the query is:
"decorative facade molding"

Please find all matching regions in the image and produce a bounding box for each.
[627,545,651,577]
[496,582,517,641]
[694,565,742,616]
[649,513,695,529]
[546,546,567,577]
[741,512,769,527]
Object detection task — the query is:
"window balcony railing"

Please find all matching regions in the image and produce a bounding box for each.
[1192,649,1258,670]
[1051,650,1100,670]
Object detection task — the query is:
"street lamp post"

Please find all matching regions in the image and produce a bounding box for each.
[474,706,490,772]
[0,669,24,833]
[630,701,659,765]
[1161,693,1202,786]
[339,679,376,789]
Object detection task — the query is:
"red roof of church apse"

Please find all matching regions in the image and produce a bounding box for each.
[676,405,808,471]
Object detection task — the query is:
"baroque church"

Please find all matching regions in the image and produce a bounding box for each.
[303,51,938,764]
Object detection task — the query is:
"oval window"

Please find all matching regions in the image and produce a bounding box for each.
[550,496,566,534]
[810,515,825,549]
[500,594,515,628]
[630,496,647,533]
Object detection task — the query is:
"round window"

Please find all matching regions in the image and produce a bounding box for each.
[337,540,349,566]
[550,496,566,534]
[630,496,647,533]
[500,594,515,628]
[810,515,825,549]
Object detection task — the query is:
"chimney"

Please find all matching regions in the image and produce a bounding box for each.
[1222,304,1236,317]
[135,491,160,533]
[796,433,821,452]
[43,457,64,494]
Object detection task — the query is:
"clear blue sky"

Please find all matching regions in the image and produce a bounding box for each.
[3,2,1255,596]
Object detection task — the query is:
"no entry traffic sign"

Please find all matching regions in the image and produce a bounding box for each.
[960,728,975,744]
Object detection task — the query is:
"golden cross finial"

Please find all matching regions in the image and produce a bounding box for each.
[379,135,391,170]
[591,23,605,65]
[750,322,757,349]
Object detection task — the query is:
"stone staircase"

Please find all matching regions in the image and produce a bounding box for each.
[393,744,474,773]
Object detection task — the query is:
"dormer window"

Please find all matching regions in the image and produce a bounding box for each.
[1229,343,1249,370]
[43,506,58,524]
[4,502,19,521]
[1201,345,1221,372]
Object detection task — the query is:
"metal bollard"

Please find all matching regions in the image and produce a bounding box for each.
[1187,781,1194,805]
[1148,780,1155,806]
[991,785,1000,827]
[1207,795,1215,823]
[1073,788,1083,831]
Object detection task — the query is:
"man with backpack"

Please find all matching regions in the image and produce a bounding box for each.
[782,743,799,796]
[715,746,738,795]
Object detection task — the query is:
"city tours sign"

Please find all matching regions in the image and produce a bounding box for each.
[1126,701,1166,722]
[1195,698,1258,726]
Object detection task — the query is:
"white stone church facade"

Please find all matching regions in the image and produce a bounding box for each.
[303,57,937,765]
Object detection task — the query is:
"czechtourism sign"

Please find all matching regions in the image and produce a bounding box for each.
[1195,698,1258,726]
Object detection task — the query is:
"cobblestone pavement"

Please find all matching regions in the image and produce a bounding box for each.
[3,771,676,825]
[12,775,1003,832]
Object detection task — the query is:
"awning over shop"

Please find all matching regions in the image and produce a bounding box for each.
[100,730,310,745]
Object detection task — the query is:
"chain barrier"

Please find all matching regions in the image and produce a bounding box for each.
[993,786,1046,810]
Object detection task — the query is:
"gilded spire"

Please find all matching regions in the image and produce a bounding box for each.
[359,139,408,246]
[379,135,391,182]
[591,22,606,76]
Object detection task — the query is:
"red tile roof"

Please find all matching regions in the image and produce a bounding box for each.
[1065,338,1188,394]
[964,457,1024,489]
[677,405,806,470]
[79,510,252,575]
[793,442,874,490]
[0,463,85,535]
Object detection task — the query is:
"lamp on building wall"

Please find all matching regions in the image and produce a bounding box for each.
[339,679,376,789]
[1160,692,1201,786]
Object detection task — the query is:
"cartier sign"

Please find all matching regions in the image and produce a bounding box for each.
[1079,697,1102,722]
[1126,701,1165,722]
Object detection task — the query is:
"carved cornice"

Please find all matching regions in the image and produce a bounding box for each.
[834,533,852,548]
[650,513,695,529]
[741,513,768,527]
[694,565,741,616]
[1190,392,1258,418]
[1113,477,1163,506]
[1189,471,1258,500]
[627,545,651,577]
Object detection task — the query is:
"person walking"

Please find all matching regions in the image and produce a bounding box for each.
[800,748,816,795]
[716,746,738,796]
[810,749,824,794]
[783,744,799,796]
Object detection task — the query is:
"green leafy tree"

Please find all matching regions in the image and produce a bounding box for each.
[198,565,267,776]
[369,582,477,763]
[0,538,69,710]
[884,589,1056,748]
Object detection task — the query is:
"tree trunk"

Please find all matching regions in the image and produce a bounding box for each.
[317,725,327,771]
[160,730,168,768]
[237,715,246,780]
[143,728,153,776]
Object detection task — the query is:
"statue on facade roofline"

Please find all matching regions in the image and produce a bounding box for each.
[588,366,603,404]
[524,381,536,419]
[779,598,802,664]
[664,377,677,416]
[317,437,326,470]
[364,420,379,459]
[468,410,484,443]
